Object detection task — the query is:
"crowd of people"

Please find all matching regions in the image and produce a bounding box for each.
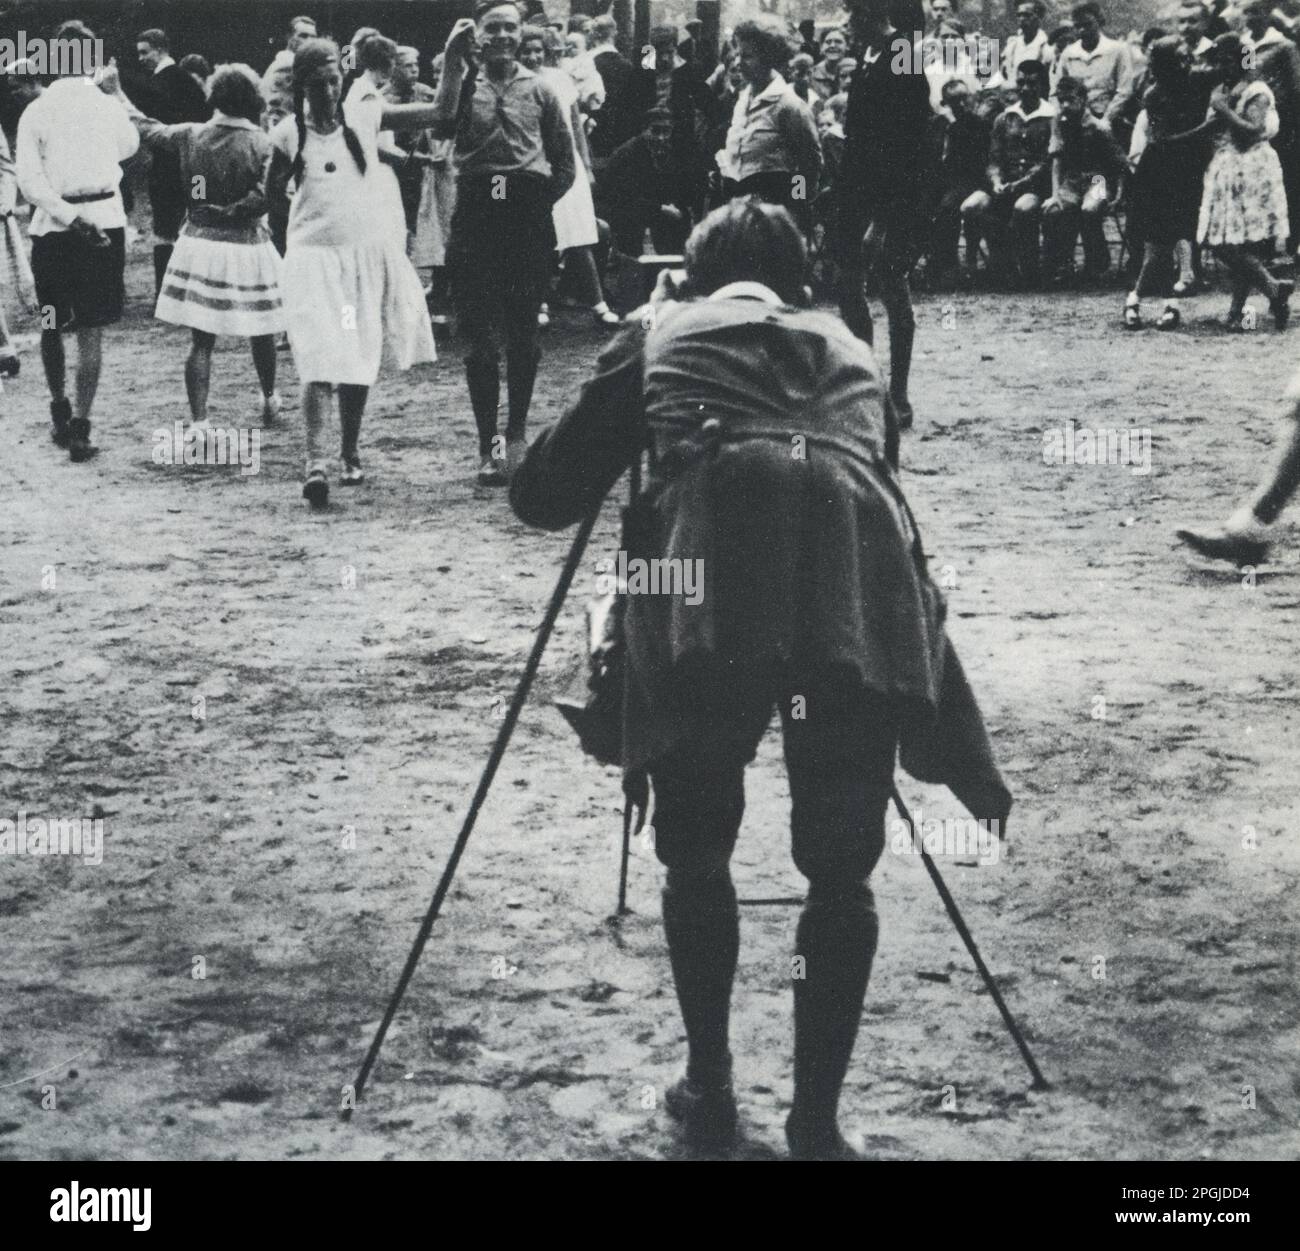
[4,1,1300,487]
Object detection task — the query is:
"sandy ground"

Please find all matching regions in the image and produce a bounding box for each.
[1,239,1299,1162]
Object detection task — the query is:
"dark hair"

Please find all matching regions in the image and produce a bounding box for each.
[1054,74,1087,101]
[180,54,212,81]
[54,20,96,44]
[208,64,263,122]
[1212,30,1246,73]
[684,198,807,305]
[474,1,523,18]
[291,39,366,187]
[1145,35,1187,87]
[357,33,398,74]
[940,76,970,102]
[650,25,679,50]
[733,18,793,71]
[137,28,169,53]
[519,24,547,49]
[1071,2,1102,24]
[1142,26,1168,48]
[1016,59,1050,92]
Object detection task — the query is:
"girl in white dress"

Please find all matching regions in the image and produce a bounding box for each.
[520,27,620,326]
[343,34,410,251]
[267,39,441,506]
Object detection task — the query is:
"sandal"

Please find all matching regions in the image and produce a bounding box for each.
[1123,303,1142,329]
[1156,306,1182,331]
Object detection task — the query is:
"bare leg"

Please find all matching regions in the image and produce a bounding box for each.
[1249,399,1300,523]
[185,330,215,424]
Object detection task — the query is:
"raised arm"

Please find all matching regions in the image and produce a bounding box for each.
[425,18,477,140]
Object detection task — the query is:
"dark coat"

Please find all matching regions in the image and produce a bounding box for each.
[590,48,640,159]
[131,64,210,238]
[510,294,1012,826]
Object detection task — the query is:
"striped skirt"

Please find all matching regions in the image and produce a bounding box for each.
[155,221,286,337]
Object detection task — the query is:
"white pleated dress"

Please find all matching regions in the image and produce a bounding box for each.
[270,101,435,387]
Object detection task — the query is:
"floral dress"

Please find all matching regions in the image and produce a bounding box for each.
[1198,79,1289,247]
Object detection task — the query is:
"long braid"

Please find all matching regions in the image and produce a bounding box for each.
[291,79,308,188]
[339,108,368,177]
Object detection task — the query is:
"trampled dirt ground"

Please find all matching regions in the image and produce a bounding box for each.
[2,243,1298,1161]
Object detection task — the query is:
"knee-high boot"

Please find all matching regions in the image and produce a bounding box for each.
[661,869,741,1090]
[788,880,878,1157]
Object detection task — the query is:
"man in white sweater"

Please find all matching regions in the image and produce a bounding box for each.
[15,21,138,461]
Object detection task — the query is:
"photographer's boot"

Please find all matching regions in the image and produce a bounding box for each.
[466,357,503,485]
[786,881,877,1160]
[67,417,98,463]
[661,869,740,1153]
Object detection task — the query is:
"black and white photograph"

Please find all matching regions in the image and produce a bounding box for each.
[0,0,1295,1214]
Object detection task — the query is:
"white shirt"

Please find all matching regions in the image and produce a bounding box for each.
[1002,28,1054,79]
[15,75,139,235]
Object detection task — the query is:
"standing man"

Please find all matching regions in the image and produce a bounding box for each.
[432,3,575,485]
[15,21,139,462]
[1175,0,1215,69]
[1054,3,1135,134]
[838,0,933,440]
[385,45,437,255]
[262,15,318,131]
[132,28,209,296]
[1003,2,1055,81]
[636,25,724,224]
[587,14,638,166]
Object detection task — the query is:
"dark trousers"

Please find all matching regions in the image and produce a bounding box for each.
[608,211,689,258]
[448,173,555,454]
[648,672,898,1129]
[732,169,814,236]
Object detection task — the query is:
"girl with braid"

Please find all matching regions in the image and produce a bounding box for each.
[267,39,443,507]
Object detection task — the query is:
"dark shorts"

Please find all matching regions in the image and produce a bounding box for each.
[447,173,556,317]
[31,227,127,332]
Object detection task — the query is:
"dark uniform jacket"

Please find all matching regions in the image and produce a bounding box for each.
[510,287,1012,825]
